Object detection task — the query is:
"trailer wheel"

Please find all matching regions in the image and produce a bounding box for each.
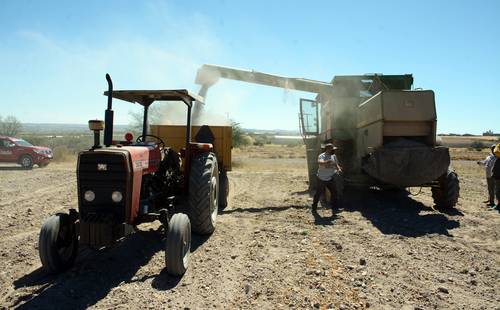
[218,169,229,210]
[166,213,191,276]
[188,152,219,235]
[20,155,33,169]
[432,170,460,210]
[38,213,78,274]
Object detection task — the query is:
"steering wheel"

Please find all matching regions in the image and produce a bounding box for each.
[136,134,166,148]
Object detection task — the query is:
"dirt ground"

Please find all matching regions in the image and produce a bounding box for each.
[0,145,499,309]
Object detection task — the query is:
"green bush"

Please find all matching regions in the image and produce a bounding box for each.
[253,135,271,146]
[470,140,486,151]
[232,121,252,147]
[241,135,254,146]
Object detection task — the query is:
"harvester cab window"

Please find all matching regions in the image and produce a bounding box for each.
[300,98,319,136]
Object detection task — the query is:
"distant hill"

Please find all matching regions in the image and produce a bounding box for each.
[243,128,300,136]
[20,123,301,137]
[21,123,131,135]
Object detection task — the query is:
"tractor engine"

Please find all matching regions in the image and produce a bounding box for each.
[76,144,179,248]
[138,148,182,216]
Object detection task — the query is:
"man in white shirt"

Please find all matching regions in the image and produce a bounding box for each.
[312,143,343,212]
[477,145,498,207]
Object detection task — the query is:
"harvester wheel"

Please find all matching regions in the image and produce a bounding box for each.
[218,169,229,210]
[188,152,219,235]
[432,170,460,210]
[38,213,78,274]
[166,213,191,276]
[20,155,33,169]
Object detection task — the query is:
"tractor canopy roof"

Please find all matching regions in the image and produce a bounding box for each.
[103,89,204,107]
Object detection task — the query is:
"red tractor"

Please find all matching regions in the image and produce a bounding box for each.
[38,74,220,276]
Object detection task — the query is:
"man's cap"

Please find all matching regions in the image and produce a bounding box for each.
[324,143,338,150]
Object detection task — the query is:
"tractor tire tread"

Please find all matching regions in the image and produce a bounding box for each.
[38,213,78,274]
[218,170,229,210]
[188,152,218,235]
[432,170,460,210]
[166,213,191,276]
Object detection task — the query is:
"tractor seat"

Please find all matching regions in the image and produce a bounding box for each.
[195,125,215,144]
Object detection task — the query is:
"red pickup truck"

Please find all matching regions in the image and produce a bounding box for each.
[0,136,53,168]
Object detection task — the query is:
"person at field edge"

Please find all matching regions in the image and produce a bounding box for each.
[490,143,500,209]
[312,143,343,212]
[477,145,498,207]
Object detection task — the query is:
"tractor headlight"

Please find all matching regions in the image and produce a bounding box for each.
[84,190,95,202]
[111,191,123,203]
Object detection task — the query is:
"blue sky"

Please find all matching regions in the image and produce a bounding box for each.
[0,0,499,134]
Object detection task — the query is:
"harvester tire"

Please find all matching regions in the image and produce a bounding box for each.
[432,170,460,210]
[166,213,191,276]
[20,155,33,169]
[38,213,78,274]
[218,169,229,210]
[188,152,219,235]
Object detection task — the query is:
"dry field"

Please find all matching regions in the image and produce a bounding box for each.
[440,135,498,148]
[0,145,499,309]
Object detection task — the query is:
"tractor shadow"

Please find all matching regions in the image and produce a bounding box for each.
[12,228,208,309]
[340,188,461,237]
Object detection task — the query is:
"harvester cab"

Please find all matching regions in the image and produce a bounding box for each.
[38,74,221,277]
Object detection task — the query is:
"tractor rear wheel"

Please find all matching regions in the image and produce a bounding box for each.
[166,213,191,276]
[218,169,229,210]
[432,170,460,210]
[38,213,78,274]
[188,152,219,235]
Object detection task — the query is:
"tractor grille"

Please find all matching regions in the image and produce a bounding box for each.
[77,152,129,223]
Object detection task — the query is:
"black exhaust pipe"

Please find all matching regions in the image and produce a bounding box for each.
[104,73,114,146]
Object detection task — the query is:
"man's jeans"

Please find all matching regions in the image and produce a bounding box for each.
[313,172,343,208]
[487,177,495,204]
[495,178,500,205]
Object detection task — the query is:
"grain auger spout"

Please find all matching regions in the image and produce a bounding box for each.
[192,64,335,123]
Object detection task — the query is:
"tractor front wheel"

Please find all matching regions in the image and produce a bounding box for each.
[188,152,219,235]
[432,170,460,210]
[166,213,191,276]
[38,213,78,274]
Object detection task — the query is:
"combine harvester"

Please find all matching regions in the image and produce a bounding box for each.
[195,64,459,211]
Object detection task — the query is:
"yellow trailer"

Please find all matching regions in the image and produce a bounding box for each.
[150,124,232,210]
[150,125,232,172]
